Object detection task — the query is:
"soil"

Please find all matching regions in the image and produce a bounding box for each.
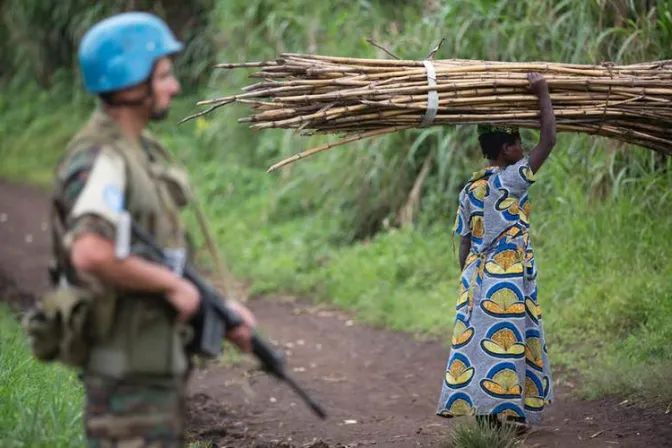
[1,178,671,448]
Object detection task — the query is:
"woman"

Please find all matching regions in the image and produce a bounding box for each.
[436,72,557,432]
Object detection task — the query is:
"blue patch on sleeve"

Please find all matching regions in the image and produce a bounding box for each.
[103,185,124,212]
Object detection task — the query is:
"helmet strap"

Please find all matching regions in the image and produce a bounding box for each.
[100,79,154,108]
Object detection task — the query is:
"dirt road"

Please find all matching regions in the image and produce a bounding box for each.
[1,179,671,448]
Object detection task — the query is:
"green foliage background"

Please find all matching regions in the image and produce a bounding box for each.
[1,6,672,442]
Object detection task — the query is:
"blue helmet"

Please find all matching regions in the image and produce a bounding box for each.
[78,12,184,94]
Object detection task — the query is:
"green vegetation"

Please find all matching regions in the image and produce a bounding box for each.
[1,8,671,448]
[0,304,84,447]
[442,419,518,448]
[180,0,672,407]
[0,0,215,86]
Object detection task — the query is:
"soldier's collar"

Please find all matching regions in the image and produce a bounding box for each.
[90,105,147,157]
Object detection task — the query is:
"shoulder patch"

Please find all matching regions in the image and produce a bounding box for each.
[71,148,127,227]
[102,184,124,212]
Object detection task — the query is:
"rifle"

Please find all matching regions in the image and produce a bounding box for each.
[121,214,327,420]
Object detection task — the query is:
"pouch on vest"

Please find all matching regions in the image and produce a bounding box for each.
[23,286,94,368]
[86,296,190,377]
[128,298,177,374]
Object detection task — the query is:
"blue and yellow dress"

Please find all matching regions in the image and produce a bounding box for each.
[436,157,553,425]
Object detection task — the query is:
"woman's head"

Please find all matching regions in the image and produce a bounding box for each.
[477,125,524,164]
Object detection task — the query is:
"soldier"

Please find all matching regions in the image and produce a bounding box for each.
[34,11,256,447]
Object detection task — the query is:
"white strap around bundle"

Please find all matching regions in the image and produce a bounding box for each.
[421,59,439,127]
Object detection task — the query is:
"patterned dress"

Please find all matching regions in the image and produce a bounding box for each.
[436,157,553,425]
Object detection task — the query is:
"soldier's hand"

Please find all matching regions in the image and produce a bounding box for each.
[225,300,256,353]
[166,278,201,322]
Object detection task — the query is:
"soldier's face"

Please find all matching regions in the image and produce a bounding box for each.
[149,58,181,120]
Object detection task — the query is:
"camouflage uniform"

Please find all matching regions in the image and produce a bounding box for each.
[51,106,194,447]
[17,12,202,447]
[82,374,187,448]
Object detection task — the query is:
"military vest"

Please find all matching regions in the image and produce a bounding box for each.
[27,107,194,381]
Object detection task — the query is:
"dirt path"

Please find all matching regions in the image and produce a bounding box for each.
[2,178,671,448]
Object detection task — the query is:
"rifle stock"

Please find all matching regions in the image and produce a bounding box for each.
[128,221,327,420]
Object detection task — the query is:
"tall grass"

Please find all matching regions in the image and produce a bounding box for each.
[0,305,84,447]
[194,0,672,240]
[0,0,214,86]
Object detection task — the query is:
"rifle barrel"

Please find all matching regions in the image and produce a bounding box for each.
[281,370,328,419]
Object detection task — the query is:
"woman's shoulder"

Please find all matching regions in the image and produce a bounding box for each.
[495,157,536,194]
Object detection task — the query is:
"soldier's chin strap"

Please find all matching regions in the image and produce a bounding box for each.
[100,80,154,108]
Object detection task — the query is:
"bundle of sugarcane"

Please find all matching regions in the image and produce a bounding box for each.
[181,53,672,172]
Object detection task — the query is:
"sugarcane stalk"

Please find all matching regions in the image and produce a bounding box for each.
[180,53,672,160]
